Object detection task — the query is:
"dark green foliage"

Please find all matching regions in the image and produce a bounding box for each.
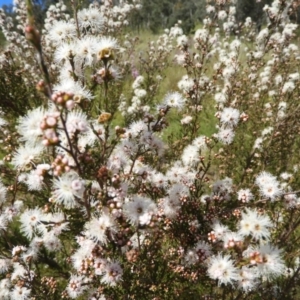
[236,0,272,26]
[2,0,300,36]
[134,0,172,33]
[0,53,43,118]
[129,0,283,34]
[128,0,206,34]
[0,29,5,48]
[167,1,197,34]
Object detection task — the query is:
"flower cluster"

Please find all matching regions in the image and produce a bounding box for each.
[1,0,300,299]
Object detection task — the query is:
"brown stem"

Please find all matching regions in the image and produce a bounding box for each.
[71,0,81,39]
[59,113,83,175]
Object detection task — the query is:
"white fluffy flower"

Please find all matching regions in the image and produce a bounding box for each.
[255,171,276,187]
[52,171,85,209]
[195,241,212,259]
[255,171,282,200]
[77,119,105,149]
[207,253,239,285]
[211,221,230,240]
[218,10,227,20]
[181,115,193,124]
[84,211,116,244]
[47,20,77,44]
[134,88,147,99]
[0,181,6,205]
[123,196,157,226]
[244,244,285,279]
[181,144,199,167]
[169,25,183,37]
[67,275,88,299]
[177,35,188,46]
[0,214,8,231]
[96,36,119,60]
[43,231,62,251]
[54,42,76,64]
[20,208,45,239]
[19,170,44,191]
[163,92,186,110]
[213,177,233,200]
[54,78,93,101]
[237,266,259,291]
[178,75,194,92]
[222,231,243,249]
[282,81,295,93]
[132,75,144,89]
[161,183,190,218]
[237,189,253,203]
[192,136,208,151]
[220,107,240,127]
[65,110,89,136]
[77,7,103,31]
[74,36,99,66]
[11,262,27,281]
[283,193,299,208]
[161,195,180,219]
[259,182,282,200]
[238,208,272,240]
[256,28,269,43]
[206,5,215,14]
[17,107,45,146]
[194,28,209,41]
[0,258,11,274]
[0,116,6,128]
[12,145,44,169]
[217,127,235,145]
[71,239,97,271]
[101,260,123,286]
[215,92,227,104]
[0,279,11,299]
[11,286,31,300]
[184,249,199,265]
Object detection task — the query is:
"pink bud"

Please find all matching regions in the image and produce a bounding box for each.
[62,157,68,164]
[46,116,57,127]
[40,121,47,130]
[66,100,75,110]
[42,139,49,146]
[52,136,59,144]
[71,179,82,191]
[51,94,58,102]
[36,168,43,176]
[57,97,64,104]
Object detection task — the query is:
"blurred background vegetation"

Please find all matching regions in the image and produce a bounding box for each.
[2,0,300,48]
[3,0,300,40]
[0,0,299,128]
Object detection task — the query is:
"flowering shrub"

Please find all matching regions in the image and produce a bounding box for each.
[1,0,300,299]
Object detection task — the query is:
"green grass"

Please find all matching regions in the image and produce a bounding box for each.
[120,29,217,142]
[0,29,6,49]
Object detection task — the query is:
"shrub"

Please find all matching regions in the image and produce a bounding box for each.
[0,0,300,299]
